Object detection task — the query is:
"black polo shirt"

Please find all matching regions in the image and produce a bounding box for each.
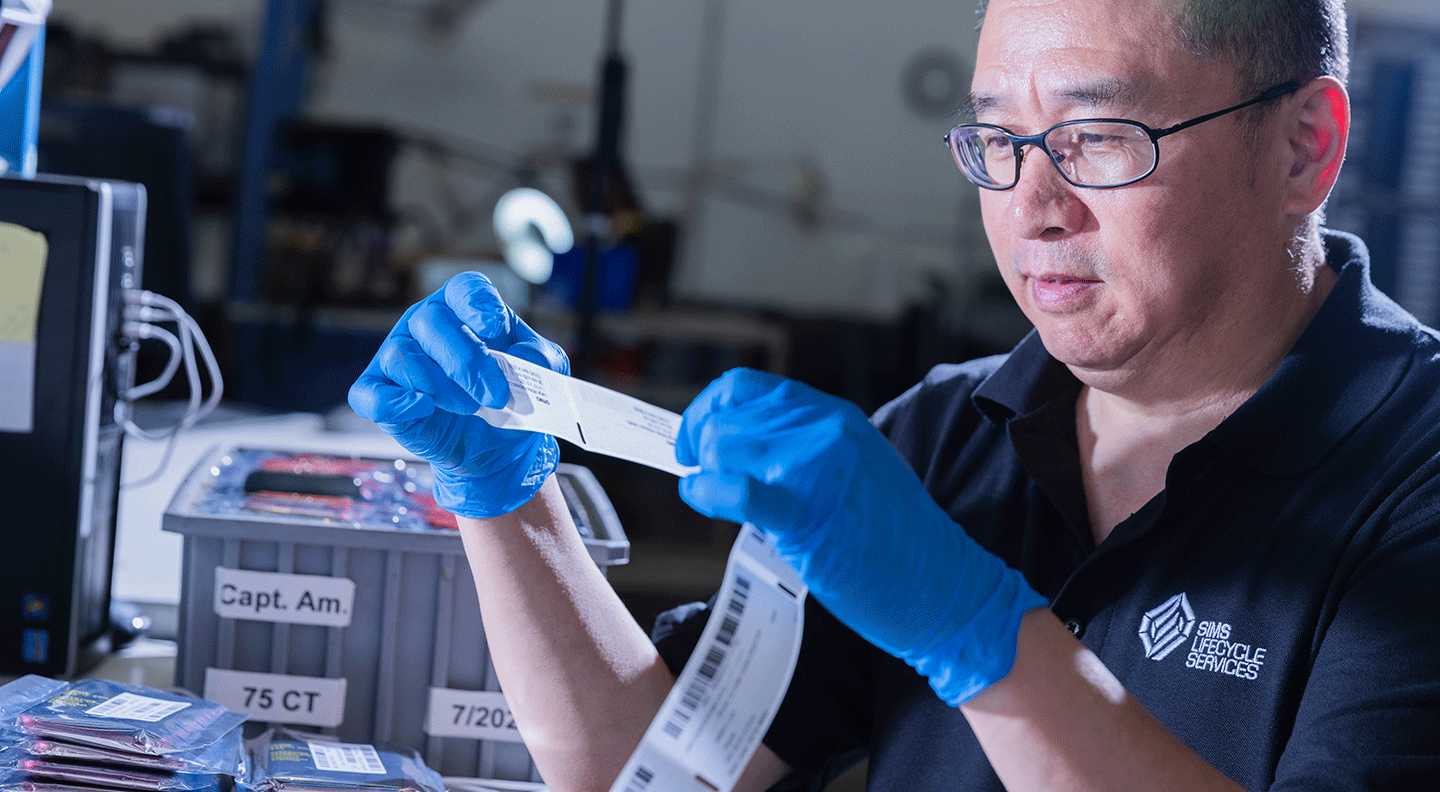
[653,231,1440,791]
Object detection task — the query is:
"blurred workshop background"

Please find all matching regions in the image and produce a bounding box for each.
[41,0,1440,654]
[9,0,1440,786]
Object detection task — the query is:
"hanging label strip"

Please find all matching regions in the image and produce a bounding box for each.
[474,351,807,792]
[608,526,805,792]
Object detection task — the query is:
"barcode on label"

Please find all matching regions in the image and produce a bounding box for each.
[85,693,191,723]
[620,764,654,792]
[662,575,751,739]
[306,741,386,774]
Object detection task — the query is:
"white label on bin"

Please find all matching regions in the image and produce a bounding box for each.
[203,668,347,728]
[85,692,191,722]
[306,741,386,774]
[424,688,525,743]
[213,567,355,627]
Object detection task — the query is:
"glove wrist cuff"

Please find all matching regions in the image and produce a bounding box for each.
[431,435,560,520]
[906,567,1049,706]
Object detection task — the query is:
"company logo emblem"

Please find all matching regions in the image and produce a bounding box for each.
[1138,592,1196,661]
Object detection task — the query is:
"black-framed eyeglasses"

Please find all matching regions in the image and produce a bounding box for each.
[943,80,1301,190]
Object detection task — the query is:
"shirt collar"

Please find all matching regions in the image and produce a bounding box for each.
[970,230,1421,477]
[1208,230,1421,476]
[972,330,1076,423]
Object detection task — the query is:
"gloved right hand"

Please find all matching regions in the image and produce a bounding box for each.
[348,272,569,519]
[675,369,1048,706]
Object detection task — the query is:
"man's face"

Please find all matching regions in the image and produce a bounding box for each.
[972,0,1295,389]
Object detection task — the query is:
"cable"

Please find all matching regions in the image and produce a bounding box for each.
[119,322,198,488]
[124,321,182,400]
[120,315,198,441]
[132,292,223,419]
[118,290,226,488]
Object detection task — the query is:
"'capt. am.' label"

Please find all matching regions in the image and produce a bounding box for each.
[213,567,355,627]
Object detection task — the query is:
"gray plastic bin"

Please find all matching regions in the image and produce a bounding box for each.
[164,446,627,783]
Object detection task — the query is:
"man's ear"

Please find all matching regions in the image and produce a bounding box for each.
[1281,76,1349,217]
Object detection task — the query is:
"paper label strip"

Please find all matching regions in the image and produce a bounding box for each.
[606,527,805,792]
[474,350,698,477]
[472,352,807,792]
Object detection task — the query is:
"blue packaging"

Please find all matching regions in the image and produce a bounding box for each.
[0,677,244,778]
[247,728,444,792]
[0,678,66,729]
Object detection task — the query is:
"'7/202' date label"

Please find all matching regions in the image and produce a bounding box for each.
[425,688,524,743]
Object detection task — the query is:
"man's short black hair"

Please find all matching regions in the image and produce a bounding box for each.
[1168,0,1349,178]
[1174,0,1348,94]
[975,0,1349,93]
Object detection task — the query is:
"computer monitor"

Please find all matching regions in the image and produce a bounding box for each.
[0,172,143,678]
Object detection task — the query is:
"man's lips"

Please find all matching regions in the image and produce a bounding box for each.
[1028,273,1101,310]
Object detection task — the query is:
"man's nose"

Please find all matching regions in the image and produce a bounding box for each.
[1004,146,1087,240]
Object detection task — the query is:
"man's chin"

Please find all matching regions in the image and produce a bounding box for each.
[1034,328,1134,381]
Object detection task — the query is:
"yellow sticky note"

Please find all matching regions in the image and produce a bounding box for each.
[0,222,48,344]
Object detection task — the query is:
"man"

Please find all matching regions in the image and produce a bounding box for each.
[351,0,1440,789]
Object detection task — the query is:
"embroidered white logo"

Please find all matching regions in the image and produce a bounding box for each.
[1138,592,1195,661]
[1139,593,1270,681]
[1184,620,1268,680]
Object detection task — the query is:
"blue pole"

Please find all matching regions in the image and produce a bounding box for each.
[228,0,321,302]
[0,26,45,177]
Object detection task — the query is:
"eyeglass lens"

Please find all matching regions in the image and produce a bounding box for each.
[949,121,1158,189]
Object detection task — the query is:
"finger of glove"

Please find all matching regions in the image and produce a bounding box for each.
[350,292,446,420]
[684,382,846,475]
[444,272,523,346]
[408,300,510,410]
[349,361,437,426]
[370,330,484,417]
[678,470,803,527]
[677,368,789,466]
[505,334,570,377]
[442,272,568,376]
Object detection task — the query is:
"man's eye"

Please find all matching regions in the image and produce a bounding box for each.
[1077,132,1117,146]
[981,133,1013,156]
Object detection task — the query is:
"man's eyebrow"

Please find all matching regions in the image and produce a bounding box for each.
[960,79,1141,120]
[1055,78,1138,109]
[959,92,999,119]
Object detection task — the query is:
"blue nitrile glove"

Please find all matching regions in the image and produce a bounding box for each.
[349,272,568,519]
[676,369,1049,705]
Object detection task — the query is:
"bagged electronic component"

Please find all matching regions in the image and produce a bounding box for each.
[247,728,444,792]
[0,748,229,792]
[194,450,458,531]
[0,676,245,784]
[18,735,243,775]
[12,678,245,760]
[0,766,237,792]
[0,779,151,792]
[0,678,66,729]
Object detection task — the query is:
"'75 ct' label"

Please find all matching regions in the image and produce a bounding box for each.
[213,567,355,627]
[204,668,347,728]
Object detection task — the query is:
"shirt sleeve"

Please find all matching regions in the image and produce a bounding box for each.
[651,595,876,789]
[1270,505,1440,790]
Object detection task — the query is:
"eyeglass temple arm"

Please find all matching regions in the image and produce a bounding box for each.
[1151,80,1302,139]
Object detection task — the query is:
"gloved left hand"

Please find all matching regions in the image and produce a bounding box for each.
[676,368,1048,705]
[349,272,568,519]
